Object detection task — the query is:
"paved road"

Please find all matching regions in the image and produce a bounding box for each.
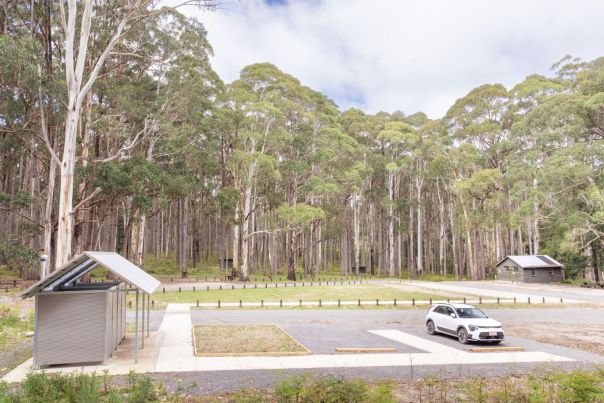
[148,307,604,394]
[410,280,604,304]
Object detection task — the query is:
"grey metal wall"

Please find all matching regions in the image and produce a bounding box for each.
[36,292,107,367]
[523,267,564,283]
[34,286,127,367]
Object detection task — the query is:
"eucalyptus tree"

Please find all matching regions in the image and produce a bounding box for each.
[48,0,217,269]
[377,120,415,276]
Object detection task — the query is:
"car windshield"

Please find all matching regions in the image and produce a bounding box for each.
[455,307,488,319]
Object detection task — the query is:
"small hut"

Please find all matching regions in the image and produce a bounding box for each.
[495,255,564,283]
[20,251,160,369]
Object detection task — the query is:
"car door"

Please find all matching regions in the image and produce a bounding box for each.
[432,305,447,331]
[439,306,457,335]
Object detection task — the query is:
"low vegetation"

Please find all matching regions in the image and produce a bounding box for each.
[193,325,308,356]
[0,305,32,354]
[0,371,159,403]
[143,284,449,305]
[2,367,604,402]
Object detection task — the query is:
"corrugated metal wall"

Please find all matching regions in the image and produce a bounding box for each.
[35,286,127,367]
[36,292,107,366]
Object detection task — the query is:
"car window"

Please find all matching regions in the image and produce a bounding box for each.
[455,307,488,318]
[445,307,455,316]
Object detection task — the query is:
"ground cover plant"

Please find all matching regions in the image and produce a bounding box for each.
[0,305,32,354]
[144,284,450,305]
[2,367,604,402]
[193,325,308,356]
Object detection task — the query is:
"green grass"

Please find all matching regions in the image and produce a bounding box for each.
[0,305,33,354]
[144,284,449,305]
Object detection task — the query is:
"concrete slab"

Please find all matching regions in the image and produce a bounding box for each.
[2,332,162,383]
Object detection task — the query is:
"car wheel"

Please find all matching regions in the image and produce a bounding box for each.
[457,328,469,344]
[426,320,436,335]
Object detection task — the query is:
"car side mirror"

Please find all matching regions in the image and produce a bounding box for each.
[449,313,456,318]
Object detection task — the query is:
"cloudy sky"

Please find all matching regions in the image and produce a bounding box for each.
[180,0,604,118]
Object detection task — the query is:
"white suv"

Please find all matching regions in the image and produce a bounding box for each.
[425,303,504,344]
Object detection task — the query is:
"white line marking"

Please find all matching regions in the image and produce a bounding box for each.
[369,329,460,354]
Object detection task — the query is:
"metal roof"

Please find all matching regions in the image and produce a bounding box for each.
[20,251,160,298]
[496,255,564,268]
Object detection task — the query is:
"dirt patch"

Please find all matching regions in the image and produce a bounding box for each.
[506,323,604,356]
[193,324,309,356]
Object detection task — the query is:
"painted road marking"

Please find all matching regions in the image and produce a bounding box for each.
[369,329,460,354]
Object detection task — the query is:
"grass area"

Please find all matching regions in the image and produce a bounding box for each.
[0,305,33,354]
[3,367,604,402]
[144,284,449,305]
[193,325,308,356]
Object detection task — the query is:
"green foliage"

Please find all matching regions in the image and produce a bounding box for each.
[277,203,325,229]
[0,371,161,402]
[276,375,377,403]
[0,239,37,275]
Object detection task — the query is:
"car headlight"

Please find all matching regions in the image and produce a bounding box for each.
[468,325,478,331]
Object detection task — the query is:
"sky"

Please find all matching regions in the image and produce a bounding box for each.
[179,0,604,118]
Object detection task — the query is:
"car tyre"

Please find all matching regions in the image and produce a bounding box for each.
[457,327,469,344]
[426,320,436,335]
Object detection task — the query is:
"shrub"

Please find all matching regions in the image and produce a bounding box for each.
[556,369,604,402]
[275,375,391,403]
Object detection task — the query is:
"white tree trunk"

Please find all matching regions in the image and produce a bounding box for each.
[388,171,395,277]
[353,194,361,274]
[240,166,255,281]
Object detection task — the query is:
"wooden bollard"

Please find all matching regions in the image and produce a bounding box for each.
[528,297,531,304]
[239,300,242,308]
[497,297,500,304]
[429,298,432,305]
[542,297,545,304]
[358,299,361,306]
[479,296,482,304]
[338,299,341,307]
[319,299,322,307]
[218,300,220,308]
[394,298,397,306]
[261,299,264,307]
[152,300,155,308]
[196,300,199,307]
[463,297,466,304]
[280,299,283,307]
[207,285,209,291]
[193,286,196,292]
[163,287,165,293]
[179,287,181,292]
[219,285,222,290]
[514,297,516,304]
[376,298,379,306]
[412,298,415,306]
[299,299,302,307]
[232,285,234,289]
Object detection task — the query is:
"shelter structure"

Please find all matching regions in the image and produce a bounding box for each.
[495,255,564,283]
[20,251,160,369]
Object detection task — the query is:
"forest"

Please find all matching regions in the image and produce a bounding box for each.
[1,1,603,282]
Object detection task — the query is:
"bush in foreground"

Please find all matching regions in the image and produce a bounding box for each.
[2,367,604,402]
